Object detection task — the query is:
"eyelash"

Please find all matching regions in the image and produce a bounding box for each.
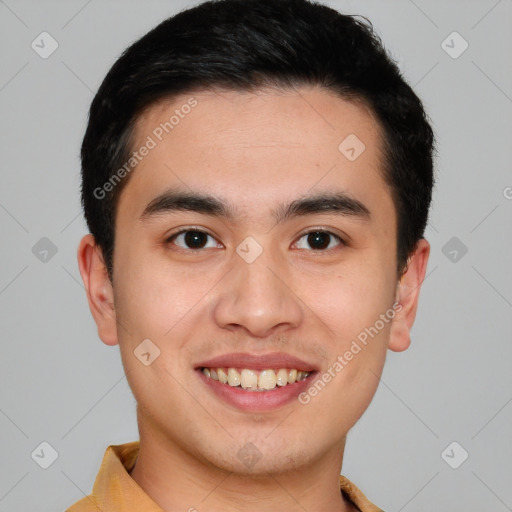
[165,227,346,253]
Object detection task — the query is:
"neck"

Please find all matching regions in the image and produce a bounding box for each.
[130,420,357,512]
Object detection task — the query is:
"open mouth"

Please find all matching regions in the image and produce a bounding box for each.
[200,367,315,392]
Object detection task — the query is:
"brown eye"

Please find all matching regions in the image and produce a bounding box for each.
[168,230,220,250]
[294,230,344,251]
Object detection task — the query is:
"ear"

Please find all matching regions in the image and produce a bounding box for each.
[388,238,430,352]
[77,234,119,346]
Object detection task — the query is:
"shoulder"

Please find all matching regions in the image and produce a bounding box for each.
[65,494,100,511]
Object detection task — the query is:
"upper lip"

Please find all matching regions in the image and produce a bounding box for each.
[196,352,319,372]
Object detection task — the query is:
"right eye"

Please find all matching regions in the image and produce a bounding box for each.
[166,229,223,251]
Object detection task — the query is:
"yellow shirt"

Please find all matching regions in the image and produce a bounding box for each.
[66,442,384,512]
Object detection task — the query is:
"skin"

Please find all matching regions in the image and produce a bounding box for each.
[78,86,430,512]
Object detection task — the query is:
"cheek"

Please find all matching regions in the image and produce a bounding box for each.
[299,273,392,427]
[114,247,206,335]
[303,264,395,342]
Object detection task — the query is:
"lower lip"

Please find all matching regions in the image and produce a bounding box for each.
[196,369,318,412]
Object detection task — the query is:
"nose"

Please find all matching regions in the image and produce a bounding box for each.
[211,251,304,338]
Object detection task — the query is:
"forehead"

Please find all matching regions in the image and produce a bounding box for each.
[118,86,391,224]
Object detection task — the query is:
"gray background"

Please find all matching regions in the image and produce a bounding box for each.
[0,0,511,510]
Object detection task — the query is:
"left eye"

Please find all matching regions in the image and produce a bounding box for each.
[294,230,343,251]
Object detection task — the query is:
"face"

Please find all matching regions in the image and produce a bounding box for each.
[79,86,429,475]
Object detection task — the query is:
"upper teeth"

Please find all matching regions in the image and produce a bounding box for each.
[202,367,311,391]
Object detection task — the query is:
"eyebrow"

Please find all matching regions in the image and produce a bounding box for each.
[140,188,371,224]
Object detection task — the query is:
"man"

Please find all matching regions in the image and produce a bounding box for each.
[71,0,434,510]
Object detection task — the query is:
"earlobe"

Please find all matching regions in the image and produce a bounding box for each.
[77,234,119,346]
[388,238,430,352]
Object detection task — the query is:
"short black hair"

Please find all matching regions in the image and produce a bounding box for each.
[81,0,435,280]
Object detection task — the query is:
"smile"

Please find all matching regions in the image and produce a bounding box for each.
[201,367,312,391]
